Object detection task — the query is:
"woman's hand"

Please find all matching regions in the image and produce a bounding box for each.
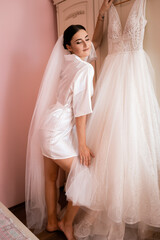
[99,0,114,16]
[92,0,114,50]
[75,115,95,166]
[79,145,95,167]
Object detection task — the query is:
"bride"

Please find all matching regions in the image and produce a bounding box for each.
[25,1,113,240]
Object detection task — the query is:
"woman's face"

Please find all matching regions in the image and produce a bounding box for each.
[66,29,91,60]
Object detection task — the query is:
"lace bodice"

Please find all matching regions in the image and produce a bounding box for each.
[108,0,147,54]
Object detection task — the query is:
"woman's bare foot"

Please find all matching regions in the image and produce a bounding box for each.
[58,220,75,240]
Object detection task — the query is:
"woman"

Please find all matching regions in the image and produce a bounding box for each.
[25,1,113,240]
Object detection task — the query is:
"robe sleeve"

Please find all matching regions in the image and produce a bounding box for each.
[73,64,94,117]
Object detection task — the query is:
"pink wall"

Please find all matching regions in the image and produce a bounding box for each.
[0,0,57,207]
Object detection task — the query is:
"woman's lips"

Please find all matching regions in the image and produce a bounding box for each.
[83,48,90,51]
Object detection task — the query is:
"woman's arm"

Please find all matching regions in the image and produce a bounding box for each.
[75,115,94,166]
[92,0,114,50]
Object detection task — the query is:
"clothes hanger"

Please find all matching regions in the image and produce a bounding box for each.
[114,0,131,6]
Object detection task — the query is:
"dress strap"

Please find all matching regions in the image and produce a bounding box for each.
[140,0,147,18]
[136,0,146,20]
[142,0,147,17]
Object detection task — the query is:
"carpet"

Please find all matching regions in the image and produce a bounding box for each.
[0,202,38,240]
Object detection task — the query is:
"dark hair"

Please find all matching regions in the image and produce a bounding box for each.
[63,25,86,49]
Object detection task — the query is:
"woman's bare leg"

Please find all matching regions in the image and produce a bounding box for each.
[58,201,79,240]
[54,157,74,173]
[54,157,79,240]
[44,156,59,232]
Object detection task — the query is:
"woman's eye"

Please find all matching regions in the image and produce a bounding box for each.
[76,41,82,44]
[86,38,90,41]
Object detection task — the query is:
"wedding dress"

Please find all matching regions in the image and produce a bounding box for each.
[66,0,160,239]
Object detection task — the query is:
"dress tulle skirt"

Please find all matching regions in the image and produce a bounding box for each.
[66,50,160,239]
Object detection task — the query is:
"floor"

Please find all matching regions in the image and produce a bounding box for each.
[10,202,160,240]
[9,190,160,240]
[10,203,67,240]
[10,186,67,240]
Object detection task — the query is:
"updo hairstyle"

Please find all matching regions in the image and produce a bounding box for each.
[63,25,86,49]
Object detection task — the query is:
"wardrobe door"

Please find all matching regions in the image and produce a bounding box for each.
[56,0,94,39]
[144,0,160,102]
[53,0,64,4]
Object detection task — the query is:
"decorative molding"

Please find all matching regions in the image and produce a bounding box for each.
[65,10,85,20]
[52,0,65,5]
